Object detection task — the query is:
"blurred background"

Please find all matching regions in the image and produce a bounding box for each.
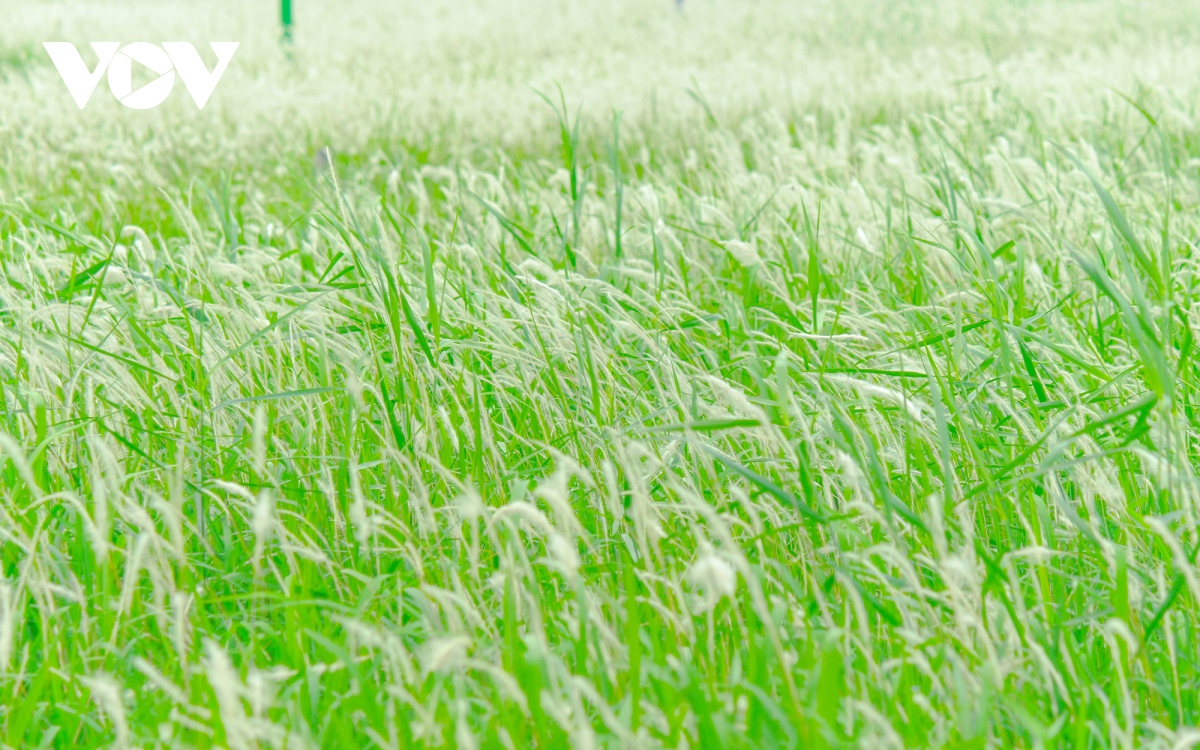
[3,0,1200,227]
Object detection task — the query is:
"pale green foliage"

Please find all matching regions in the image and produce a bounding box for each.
[4,1,1200,748]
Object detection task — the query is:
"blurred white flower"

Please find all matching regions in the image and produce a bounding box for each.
[149,305,181,319]
[455,490,485,522]
[80,673,130,749]
[725,240,761,267]
[420,635,472,675]
[101,266,127,286]
[491,500,552,535]
[548,168,571,190]
[546,532,581,576]
[686,554,737,611]
[211,261,248,283]
[855,226,874,253]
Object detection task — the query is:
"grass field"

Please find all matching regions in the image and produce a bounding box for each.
[4,0,1200,747]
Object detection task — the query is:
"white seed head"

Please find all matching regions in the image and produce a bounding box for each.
[420,635,472,675]
[547,532,581,576]
[686,554,738,611]
[80,673,131,749]
[725,240,761,267]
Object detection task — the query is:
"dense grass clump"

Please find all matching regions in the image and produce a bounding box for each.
[5,0,1200,747]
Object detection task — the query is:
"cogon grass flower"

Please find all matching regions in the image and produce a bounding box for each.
[686,552,738,612]
[420,635,472,676]
[724,239,761,267]
[546,532,581,576]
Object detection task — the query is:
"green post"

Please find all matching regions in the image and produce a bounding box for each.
[281,0,293,42]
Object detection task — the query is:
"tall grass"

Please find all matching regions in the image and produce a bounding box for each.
[4,0,1200,747]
